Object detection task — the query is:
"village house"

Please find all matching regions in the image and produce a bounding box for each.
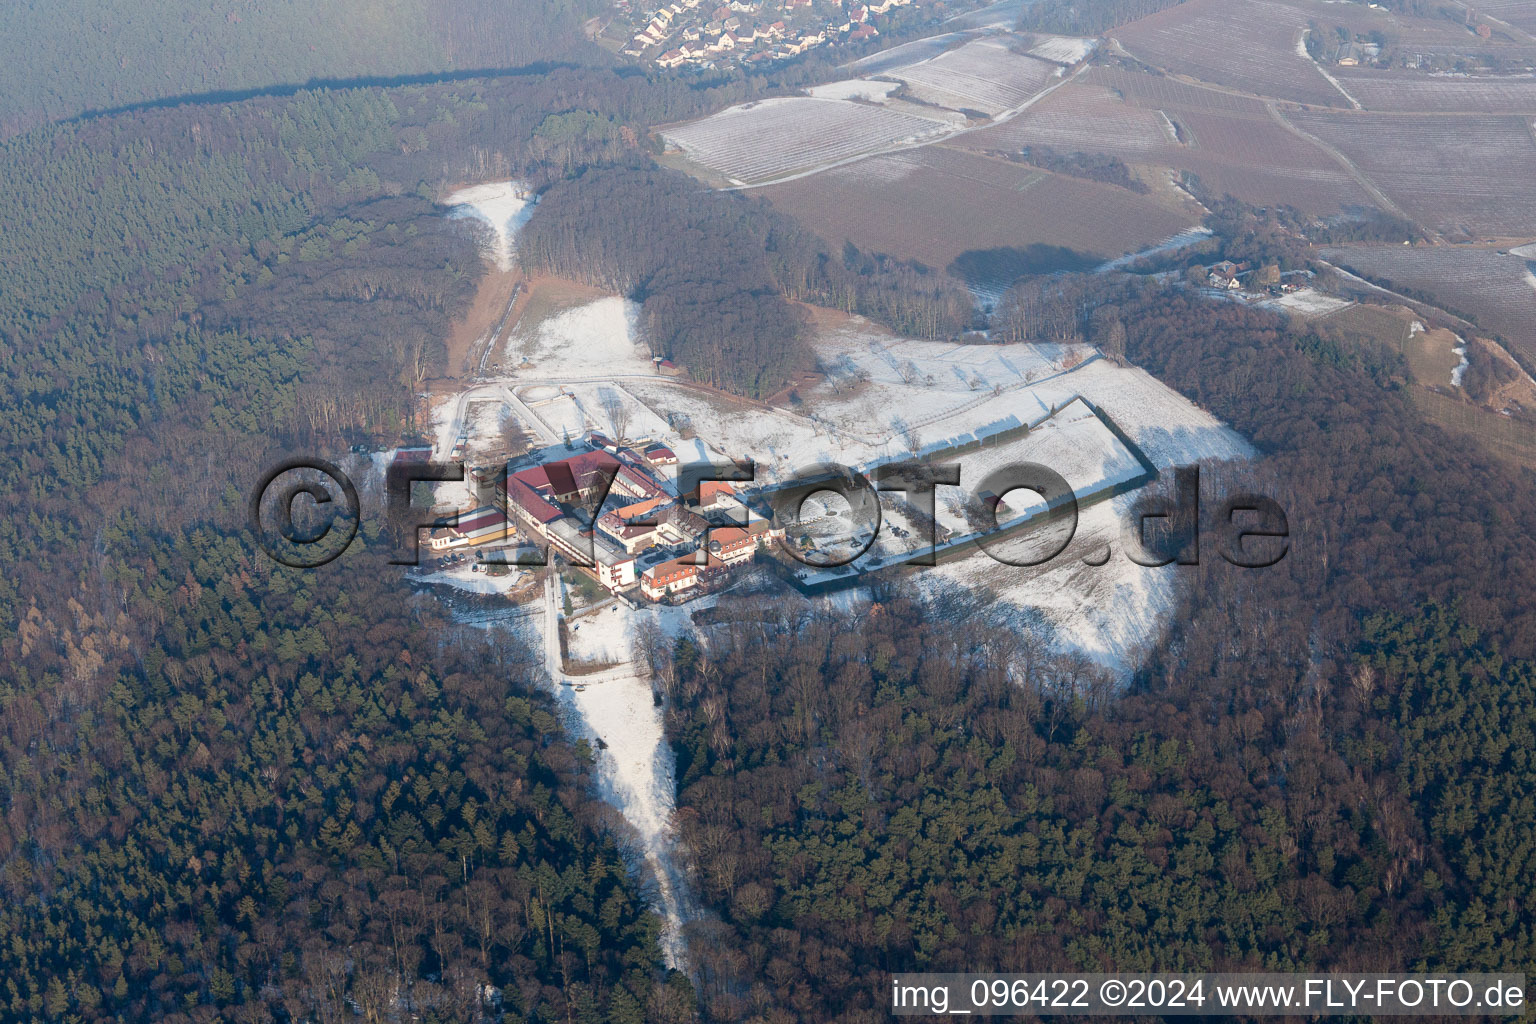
[1206,259,1248,290]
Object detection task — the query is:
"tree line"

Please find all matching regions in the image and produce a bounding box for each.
[519,163,971,396]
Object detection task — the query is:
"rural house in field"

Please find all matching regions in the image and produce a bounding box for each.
[1206,260,1248,290]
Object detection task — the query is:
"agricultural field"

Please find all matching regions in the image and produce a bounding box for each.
[759,145,1192,274]
[1284,0,1536,51]
[1474,0,1536,34]
[1026,34,1097,65]
[1113,0,1348,106]
[1322,300,1536,467]
[883,36,1060,115]
[845,31,967,75]
[658,97,951,185]
[1336,73,1536,113]
[1288,111,1536,239]
[1322,244,1536,364]
[972,82,1172,152]
[962,65,1372,214]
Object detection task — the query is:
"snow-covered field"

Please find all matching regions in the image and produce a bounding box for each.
[445,181,534,271]
[1028,34,1097,65]
[805,78,903,102]
[1262,288,1353,318]
[1096,226,1213,274]
[660,97,951,185]
[885,37,1057,115]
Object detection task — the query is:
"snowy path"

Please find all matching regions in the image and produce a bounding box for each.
[539,572,701,971]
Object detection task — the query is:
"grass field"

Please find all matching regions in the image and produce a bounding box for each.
[1114,0,1347,106]
[1290,112,1536,238]
[658,97,952,185]
[1415,388,1536,469]
[1322,244,1536,365]
[760,145,1191,273]
[1323,300,1536,468]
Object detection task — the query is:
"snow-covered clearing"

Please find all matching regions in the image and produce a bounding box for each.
[1510,243,1536,259]
[548,597,705,970]
[445,181,534,271]
[622,314,1249,679]
[503,296,654,375]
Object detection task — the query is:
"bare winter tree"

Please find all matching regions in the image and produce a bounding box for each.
[599,387,631,442]
[501,414,533,455]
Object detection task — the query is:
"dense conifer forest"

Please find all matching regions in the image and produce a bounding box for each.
[0,0,607,136]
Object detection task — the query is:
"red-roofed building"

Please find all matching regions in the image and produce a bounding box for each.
[706,526,758,564]
[643,444,678,466]
[641,555,710,600]
[694,480,737,509]
[392,446,434,465]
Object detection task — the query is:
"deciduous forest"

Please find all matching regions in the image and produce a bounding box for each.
[649,288,1536,1022]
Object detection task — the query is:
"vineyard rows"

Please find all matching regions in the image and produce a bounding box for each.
[761,147,1189,270]
[660,97,951,184]
[973,83,1171,152]
[962,68,1368,213]
[1115,0,1345,106]
[1289,111,1536,238]
[886,38,1057,115]
[1323,244,1536,362]
[1337,74,1536,114]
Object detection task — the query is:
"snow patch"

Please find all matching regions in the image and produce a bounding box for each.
[1095,226,1213,274]
[1451,335,1469,388]
[806,78,901,102]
